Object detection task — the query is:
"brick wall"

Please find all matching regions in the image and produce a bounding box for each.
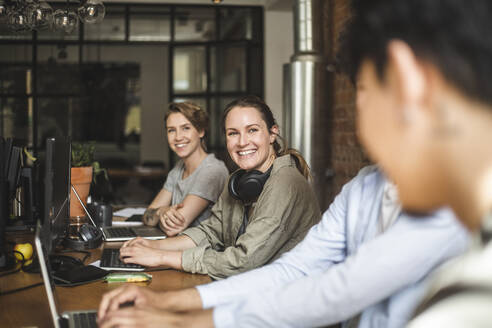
[323,0,371,206]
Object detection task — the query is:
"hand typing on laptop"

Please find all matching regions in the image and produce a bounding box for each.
[119,242,181,268]
[117,234,196,270]
[97,285,213,328]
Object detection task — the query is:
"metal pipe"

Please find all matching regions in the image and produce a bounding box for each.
[283,0,329,205]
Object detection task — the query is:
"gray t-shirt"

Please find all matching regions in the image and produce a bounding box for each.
[163,154,229,226]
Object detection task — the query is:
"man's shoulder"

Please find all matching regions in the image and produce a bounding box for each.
[346,165,384,188]
[410,245,492,328]
[355,164,380,179]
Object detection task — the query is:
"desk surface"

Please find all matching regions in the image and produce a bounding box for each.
[0,237,211,328]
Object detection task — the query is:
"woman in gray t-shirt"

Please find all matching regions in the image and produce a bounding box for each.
[143,102,228,236]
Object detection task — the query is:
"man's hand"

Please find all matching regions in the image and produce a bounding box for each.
[98,285,163,321]
[98,306,183,328]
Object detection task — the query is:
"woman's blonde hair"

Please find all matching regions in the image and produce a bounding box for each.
[222,95,311,180]
[164,102,209,151]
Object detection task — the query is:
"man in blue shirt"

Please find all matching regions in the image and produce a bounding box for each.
[97,166,468,328]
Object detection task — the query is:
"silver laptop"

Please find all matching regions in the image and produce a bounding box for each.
[35,222,97,328]
[102,225,167,242]
[70,185,166,242]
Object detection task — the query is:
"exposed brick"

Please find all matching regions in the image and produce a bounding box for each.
[322,0,369,206]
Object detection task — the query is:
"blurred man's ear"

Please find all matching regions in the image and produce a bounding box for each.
[387,40,428,116]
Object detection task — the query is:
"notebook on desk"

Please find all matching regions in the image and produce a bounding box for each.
[35,223,98,328]
[102,225,167,242]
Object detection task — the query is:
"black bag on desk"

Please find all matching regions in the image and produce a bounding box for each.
[53,264,108,287]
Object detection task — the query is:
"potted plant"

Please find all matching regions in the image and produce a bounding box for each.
[70,142,95,218]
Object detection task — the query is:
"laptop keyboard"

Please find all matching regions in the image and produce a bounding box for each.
[104,227,137,239]
[100,248,144,270]
[73,311,97,328]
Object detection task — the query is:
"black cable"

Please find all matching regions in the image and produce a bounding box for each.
[0,282,43,296]
[0,266,21,277]
[0,251,43,295]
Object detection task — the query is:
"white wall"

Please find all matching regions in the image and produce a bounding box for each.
[264,9,293,135]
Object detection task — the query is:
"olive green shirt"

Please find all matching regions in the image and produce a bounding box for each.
[181,154,321,280]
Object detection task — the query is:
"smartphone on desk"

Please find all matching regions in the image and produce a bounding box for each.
[127,214,143,222]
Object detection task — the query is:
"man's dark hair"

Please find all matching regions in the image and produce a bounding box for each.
[338,0,492,105]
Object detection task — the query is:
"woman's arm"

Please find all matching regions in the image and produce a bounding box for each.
[122,234,197,252]
[159,195,211,236]
[143,189,172,226]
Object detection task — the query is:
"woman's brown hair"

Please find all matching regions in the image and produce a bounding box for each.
[164,102,209,151]
[222,95,311,180]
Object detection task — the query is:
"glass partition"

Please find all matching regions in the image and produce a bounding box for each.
[130,6,171,42]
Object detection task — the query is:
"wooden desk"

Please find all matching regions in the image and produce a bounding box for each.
[0,240,211,328]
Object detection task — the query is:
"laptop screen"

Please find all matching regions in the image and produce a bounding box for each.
[35,221,63,328]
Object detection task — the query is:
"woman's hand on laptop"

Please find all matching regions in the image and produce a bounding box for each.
[122,237,155,249]
[119,244,182,268]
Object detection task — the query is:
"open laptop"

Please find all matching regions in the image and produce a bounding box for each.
[35,222,98,328]
[70,185,167,243]
[102,225,167,242]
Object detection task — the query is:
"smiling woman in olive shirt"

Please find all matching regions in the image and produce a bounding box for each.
[119,95,320,280]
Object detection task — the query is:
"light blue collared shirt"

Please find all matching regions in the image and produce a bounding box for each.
[197,166,469,328]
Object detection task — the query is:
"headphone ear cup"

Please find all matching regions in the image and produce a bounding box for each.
[237,171,264,203]
[79,224,97,242]
[228,169,245,201]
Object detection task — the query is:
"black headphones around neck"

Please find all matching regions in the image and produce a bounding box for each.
[228,165,273,204]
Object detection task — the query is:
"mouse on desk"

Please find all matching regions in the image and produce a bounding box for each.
[127,214,143,222]
[49,254,84,272]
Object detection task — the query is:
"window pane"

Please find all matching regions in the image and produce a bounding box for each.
[249,45,263,95]
[212,96,235,148]
[211,46,246,92]
[0,26,32,41]
[172,97,206,111]
[0,45,32,95]
[173,46,207,93]
[37,97,72,147]
[0,45,32,65]
[36,45,81,95]
[85,5,125,41]
[219,8,261,41]
[175,7,215,41]
[0,97,30,141]
[129,6,171,41]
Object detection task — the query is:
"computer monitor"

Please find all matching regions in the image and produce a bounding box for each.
[41,137,71,254]
[0,137,11,270]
